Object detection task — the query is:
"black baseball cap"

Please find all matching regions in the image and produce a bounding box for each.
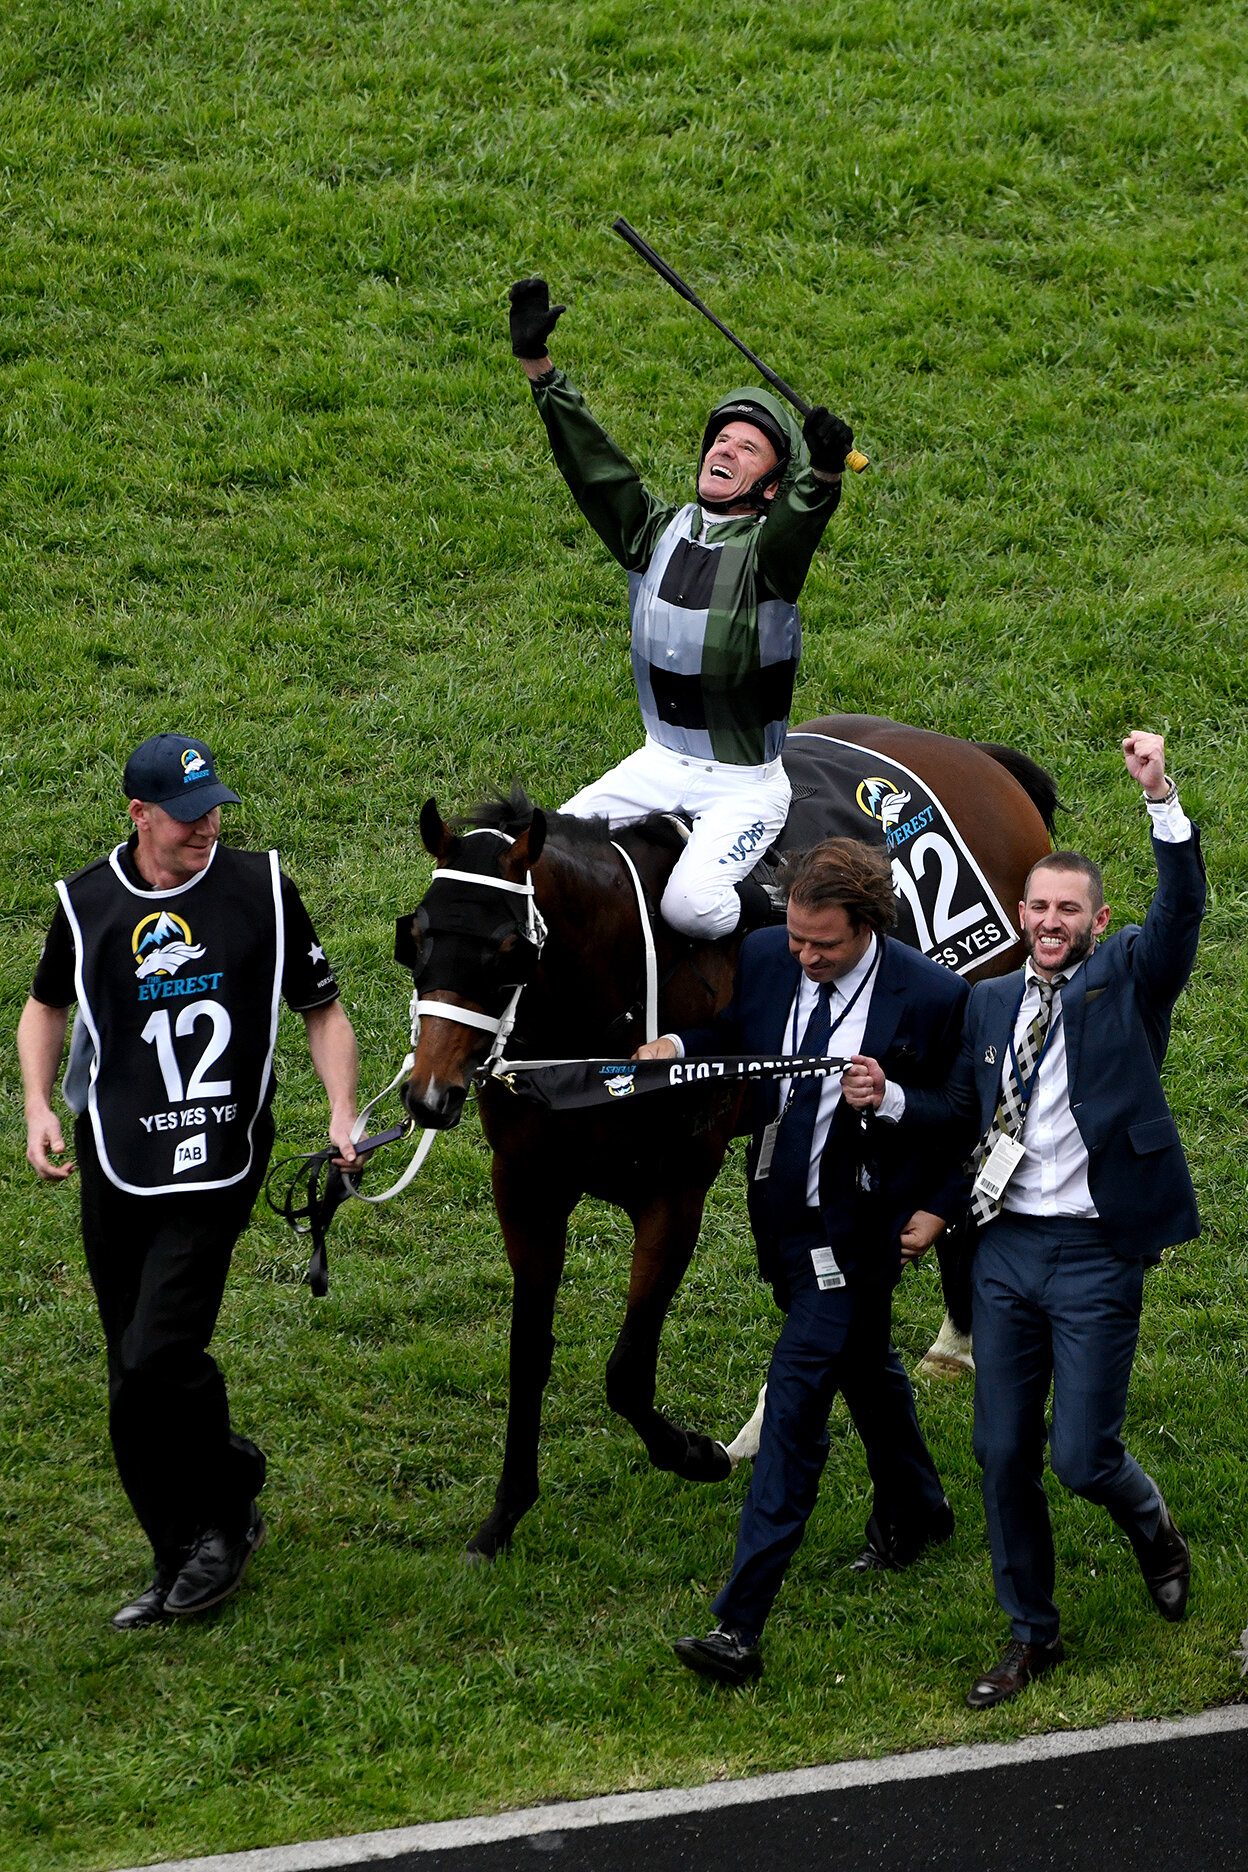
[123,733,241,822]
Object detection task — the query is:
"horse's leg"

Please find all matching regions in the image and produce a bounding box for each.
[919,1235,975,1379]
[465,1162,576,1563]
[724,1383,768,1469]
[604,1193,732,1484]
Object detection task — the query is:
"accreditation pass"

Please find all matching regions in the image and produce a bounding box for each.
[972,1133,1027,1204]
[810,1246,846,1292]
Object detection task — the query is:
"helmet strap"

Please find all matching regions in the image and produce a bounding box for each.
[699,468,782,515]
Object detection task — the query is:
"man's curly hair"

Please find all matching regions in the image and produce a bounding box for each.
[779,837,898,935]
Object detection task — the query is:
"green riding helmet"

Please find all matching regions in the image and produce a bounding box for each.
[698,386,809,512]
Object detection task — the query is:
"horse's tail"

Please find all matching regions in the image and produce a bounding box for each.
[974,743,1059,836]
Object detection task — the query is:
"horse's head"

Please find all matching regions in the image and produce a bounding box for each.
[399,796,548,1129]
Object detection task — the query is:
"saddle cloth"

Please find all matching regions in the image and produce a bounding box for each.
[776,731,1016,976]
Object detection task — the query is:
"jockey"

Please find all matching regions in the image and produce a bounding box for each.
[510,277,854,940]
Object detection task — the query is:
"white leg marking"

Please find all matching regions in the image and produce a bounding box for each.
[725,1383,768,1469]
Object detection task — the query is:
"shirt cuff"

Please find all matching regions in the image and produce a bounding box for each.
[877,1079,906,1124]
[1146,792,1192,844]
[662,1032,685,1059]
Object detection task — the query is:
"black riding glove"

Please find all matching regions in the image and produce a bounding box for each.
[509,277,566,360]
[803,406,854,475]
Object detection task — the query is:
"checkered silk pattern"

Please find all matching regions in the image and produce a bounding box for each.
[969,977,1058,1225]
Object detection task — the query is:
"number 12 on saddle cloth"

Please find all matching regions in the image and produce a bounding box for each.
[779,733,1016,976]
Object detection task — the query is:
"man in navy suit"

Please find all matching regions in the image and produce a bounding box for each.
[866,732,1203,1708]
[637,838,968,1684]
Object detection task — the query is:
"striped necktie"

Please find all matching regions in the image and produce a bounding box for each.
[969,976,1058,1226]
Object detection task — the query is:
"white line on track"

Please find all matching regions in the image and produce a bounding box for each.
[115,1702,1248,1872]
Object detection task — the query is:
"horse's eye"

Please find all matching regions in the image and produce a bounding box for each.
[394,911,428,975]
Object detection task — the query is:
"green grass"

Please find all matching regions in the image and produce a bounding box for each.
[2,0,1248,1866]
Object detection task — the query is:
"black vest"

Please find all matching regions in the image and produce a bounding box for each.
[58,844,283,1194]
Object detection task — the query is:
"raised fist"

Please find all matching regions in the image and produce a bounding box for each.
[802,406,854,475]
[508,277,566,360]
[1122,731,1167,798]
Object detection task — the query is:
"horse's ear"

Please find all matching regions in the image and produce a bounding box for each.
[513,808,547,870]
[420,797,450,858]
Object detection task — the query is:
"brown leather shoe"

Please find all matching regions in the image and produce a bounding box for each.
[1130,1502,1190,1622]
[965,1637,1064,1710]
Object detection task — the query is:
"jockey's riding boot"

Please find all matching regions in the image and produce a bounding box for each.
[735,869,785,933]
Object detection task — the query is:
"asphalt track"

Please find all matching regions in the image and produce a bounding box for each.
[118,1705,1248,1872]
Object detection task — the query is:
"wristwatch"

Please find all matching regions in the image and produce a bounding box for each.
[1144,775,1178,805]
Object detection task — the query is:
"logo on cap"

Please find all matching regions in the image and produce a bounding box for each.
[132,911,207,980]
[182,747,210,784]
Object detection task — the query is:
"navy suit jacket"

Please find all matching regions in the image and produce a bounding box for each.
[904,830,1205,1262]
[679,930,969,1295]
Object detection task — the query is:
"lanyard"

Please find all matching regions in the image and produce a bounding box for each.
[1005,978,1063,1115]
[779,943,881,1119]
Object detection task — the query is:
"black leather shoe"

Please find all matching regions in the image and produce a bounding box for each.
[1131,1502,1190,1622]
[110,1563,182,1631]
[165,1506,266,1617]
[673,1627,763,1686]
[965,1637,1065,1710]
[851,1499,955,1573]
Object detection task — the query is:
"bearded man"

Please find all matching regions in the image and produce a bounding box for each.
[854,732,1204,1708]
[509,276,854,938]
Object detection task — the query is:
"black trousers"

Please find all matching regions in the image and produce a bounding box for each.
[76,1118,272,1566]
[713,1220,948,1643]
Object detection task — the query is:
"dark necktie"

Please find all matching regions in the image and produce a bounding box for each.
[768,981,836,1210]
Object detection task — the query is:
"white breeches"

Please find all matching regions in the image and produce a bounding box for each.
[561,738,792,941]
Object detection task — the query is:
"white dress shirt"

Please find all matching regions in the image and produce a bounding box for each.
[1002,789,1192,1217]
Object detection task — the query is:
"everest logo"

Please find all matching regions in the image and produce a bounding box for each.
[182,747,209,784]
[855,777,911,830]
[132,910,207,980]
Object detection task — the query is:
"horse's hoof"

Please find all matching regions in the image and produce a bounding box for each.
[464,1524,513,1565]
[917,1349,975,1379]
[672,1434,733,1483]
[918,1319,974,1379]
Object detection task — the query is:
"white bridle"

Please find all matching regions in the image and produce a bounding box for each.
[341,827,658,1206]
[410,830,550,1065]
[343,830,548,1201]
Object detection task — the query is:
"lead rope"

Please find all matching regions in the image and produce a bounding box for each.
[610,840,659,1044]
[340,983,437,1202]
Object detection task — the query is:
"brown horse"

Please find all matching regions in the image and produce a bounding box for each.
[401,716,1054,1560]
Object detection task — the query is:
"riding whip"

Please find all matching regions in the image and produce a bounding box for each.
[612,218,870,473]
